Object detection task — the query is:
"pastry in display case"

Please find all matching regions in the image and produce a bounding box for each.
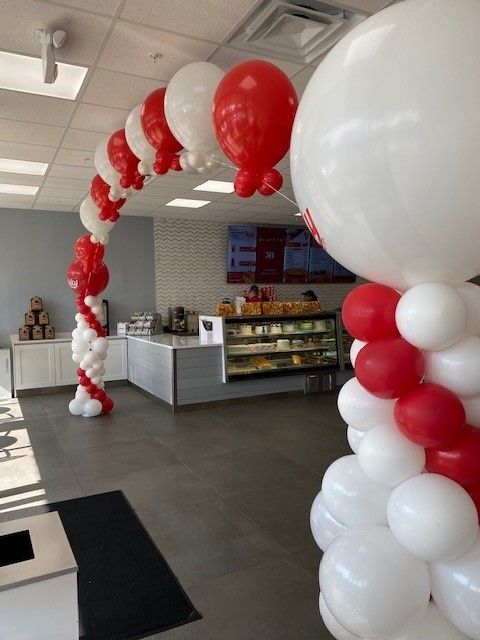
[221,312,339,380]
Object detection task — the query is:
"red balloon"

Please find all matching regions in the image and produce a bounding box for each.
[76,367,85,377]
[426,425,480,487]
[213,60,298,197]
[107,129,144,190]
[92,389,106,401]
[74,235,105,273]
[86,383,97,395]
[79,375,89,386]
[91,174,126,221]
[355,337,425,399]
[395,383,467,448]
[67,260,109,297]
[342,283,401,341]
[102,397,114,414]
[258,168,283,196]
[140,88,182,174]
[234,169,257,198]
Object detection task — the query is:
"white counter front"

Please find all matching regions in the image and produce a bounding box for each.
[126,335,222,349]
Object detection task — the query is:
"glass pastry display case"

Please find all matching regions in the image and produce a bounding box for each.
[221,313,340,380]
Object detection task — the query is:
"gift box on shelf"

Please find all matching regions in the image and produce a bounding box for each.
[18,326,31,341]
[31,325,44,340]
[38,311,49,325]
[30,296,43,311]
[44,325,55,339]
[24,311,37,326]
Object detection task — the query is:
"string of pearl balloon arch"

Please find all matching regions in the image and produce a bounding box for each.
[66,59,298,418]
[65,0,480,638]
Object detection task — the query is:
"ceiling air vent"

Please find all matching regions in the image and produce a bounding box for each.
[227,1,367,65]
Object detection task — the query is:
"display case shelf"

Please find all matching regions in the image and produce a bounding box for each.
[220,312,340,382]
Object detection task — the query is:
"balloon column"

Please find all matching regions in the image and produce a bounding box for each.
[291,0,480,638]
[66,59,297,416]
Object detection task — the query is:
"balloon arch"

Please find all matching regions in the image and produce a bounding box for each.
[67,0,480,637]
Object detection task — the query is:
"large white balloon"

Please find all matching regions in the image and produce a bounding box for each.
[425,335,480,397]
[79,195,114,239]
[431,533,480,640]
[94,137,122,191]
[310,491,346,552]
[460,393,480,427]
[395,283,467,351]
[387,474,478,562]
[125,104,156,175]
[319,593,361,640]
[394,601,470,640]
[320,524,430,638]
[83,398,103,418]
[337,377,395,431]
[358,424,425,488]
[321,455,391,527]
[457,282,480,336]
[165,62,224,167]
[291,0,480,290]
[346,426,365,453]
[349,339,366,367]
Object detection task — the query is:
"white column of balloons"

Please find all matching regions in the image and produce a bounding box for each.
[291,0,480,638]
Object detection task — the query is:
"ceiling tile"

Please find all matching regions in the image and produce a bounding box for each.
[0,118,64,147]
[48,164,94,180]
[120,0,259,42]
[54,148,95,167]
[82,68,164,110]
[45,0,121,17]
[98,21,217,81]
[209,46,303,77]
[40,186,87,199]
[42,176,90,190]
[0,194,35,206]
[69,103,130,133]
[0,90,75,126]
[0,172,44,187]
[61,129,106,152]
[0,141,56,162]
[0,0,112,65]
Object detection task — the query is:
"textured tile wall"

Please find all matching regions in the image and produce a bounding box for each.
[153,217,360,320]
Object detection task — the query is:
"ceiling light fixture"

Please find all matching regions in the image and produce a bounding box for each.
[295,212,302,216]
[0,184,38,196]
[0,158,48,176]
[193,180,235,193]
[166,198,211,208]
[0,51,87,100]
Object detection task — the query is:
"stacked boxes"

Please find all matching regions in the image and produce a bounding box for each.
[19,297,55,341]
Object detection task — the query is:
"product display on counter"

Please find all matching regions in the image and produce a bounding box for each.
[18,296,55,341]
[126,312,162,336]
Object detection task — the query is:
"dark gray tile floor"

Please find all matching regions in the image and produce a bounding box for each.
[0,386,350,639]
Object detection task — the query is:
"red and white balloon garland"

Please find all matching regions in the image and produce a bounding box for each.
[65,59,298,416]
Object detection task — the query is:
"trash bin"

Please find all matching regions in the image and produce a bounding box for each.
[305,372,336,394]
[0,512,78,640]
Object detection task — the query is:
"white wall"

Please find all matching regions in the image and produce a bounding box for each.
[153,217,359,319]
[0,209,155,344]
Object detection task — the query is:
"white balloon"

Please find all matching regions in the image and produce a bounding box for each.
[79,195,114,238]
[310,491,346,552]
[319,593,361,640]
[91,305,103,317]
[322,455,391,527]
[96,366,106,377]
[84,295,99,308]
[74,313,83,323]
[91,376,102,386]
[71,339,89,356]
[460,394,480,427]
[83,328,97,342]
[99,351,108,361]
[83,398,103,418]
[387,474,478,562]
[349,339,366,367]
[91,337,108,353]
[394,601,470,640]
[81,351,98,367]
[85,367,96,379]
[75,386,89,400]
[187,150,205,169]
[431,533,480,640]
[125,104,156,174]
[358,424,425,488]
[71,327,82,341]
[79,359,88,371]
[68,398,85,416]
[320,524,430,638]
[96,380,105,389]
[290,0,480,290]
[337,377,395,431]
[94,137,121,189]
[457,282,480,336]
[92,359,103,370]
[426,335,480,396]
[396,283,467,351]
[346,426,365,453]
[71,353,82,364]
[165,61,224,158]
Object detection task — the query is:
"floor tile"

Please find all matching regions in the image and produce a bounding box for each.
[141,498,287,587]
[66,438,178,481]
[53,415,150,452]
[0,479,84,521]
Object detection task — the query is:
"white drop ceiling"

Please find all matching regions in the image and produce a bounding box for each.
[0,0,393,223]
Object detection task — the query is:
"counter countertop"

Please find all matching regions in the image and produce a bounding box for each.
[127,334,222,350]
[10,333,125,346]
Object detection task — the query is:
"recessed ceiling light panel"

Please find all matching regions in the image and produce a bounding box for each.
[0,51,87,100]
[166,198,211,208]
[0,158,49,176]
[0,183,38,195]
[193,180,235,193]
